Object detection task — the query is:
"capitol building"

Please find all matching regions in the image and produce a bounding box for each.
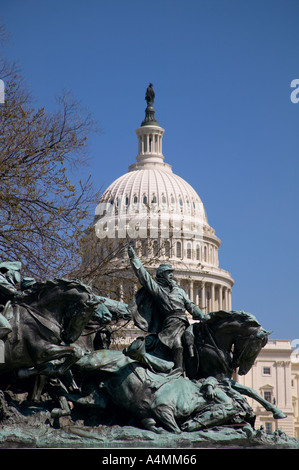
[90,86,299,438]
[94,85,234,312]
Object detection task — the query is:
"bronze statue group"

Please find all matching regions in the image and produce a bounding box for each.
[0,249,286,434]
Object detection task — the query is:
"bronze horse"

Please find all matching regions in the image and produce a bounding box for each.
[142,310,286,420]
[142,310,269,380]
[182,310,270,380]
[0,278,107,381]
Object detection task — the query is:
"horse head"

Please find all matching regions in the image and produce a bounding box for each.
[62,296,105,344]
[233,327,272,376]
[37,279,105,345]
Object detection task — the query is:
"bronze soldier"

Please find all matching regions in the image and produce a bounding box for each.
[128,246,206,369]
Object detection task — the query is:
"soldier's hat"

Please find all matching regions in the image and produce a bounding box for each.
[156,264,173,276]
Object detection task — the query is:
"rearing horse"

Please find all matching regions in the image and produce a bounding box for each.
[0,278,106,380]
[183,310,270,380]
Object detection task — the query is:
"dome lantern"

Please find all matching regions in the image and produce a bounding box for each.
[129,84,170,172]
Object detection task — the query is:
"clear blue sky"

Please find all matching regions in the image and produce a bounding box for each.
[1,0,298,341]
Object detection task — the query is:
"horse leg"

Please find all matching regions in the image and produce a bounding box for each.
[60,369,80,393]
[31,375,47,401]
[230,380,287,419]
[54,346,84,376]
[51,395,72,418]
[18,343,83,381]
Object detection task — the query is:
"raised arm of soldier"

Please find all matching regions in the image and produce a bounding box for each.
[128,246,161,297]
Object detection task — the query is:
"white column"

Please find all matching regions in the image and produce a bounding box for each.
[190,280,194,303]
[226,288,230,309]
[195,285,200,305]
[219,285,223,310]
[215,285,219,310]
[201,283,206,312]
[211,283,215,312]
[222,287,225,309]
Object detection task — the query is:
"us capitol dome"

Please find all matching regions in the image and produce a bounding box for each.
[94,84,234,315]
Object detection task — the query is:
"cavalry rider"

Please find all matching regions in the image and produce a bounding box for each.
[0,261,22,340]
[128,246,207,370]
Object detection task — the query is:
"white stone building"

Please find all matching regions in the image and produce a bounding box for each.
[237,339,296,437]
[291,342,299,437]
[95,86,234,311]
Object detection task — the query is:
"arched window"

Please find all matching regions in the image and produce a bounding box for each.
[143,195,147,205]
[196,244,200,260]
[152,195,157,204]
[187,242,192,259]
[186,199,190,214]
[133,195,138,204]
[204,245,207,262]
[176,241,182,258]
[153,240,159,257]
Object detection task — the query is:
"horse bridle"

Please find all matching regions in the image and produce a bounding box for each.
[232,332,261,369]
